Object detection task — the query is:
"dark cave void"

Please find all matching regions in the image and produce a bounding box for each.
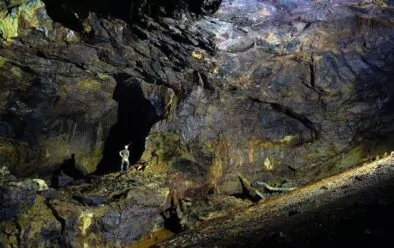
[41,0,222,32]
[95,75,162,174]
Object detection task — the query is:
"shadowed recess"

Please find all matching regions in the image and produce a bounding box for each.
[41,0,222,31]
[95,74,162,174]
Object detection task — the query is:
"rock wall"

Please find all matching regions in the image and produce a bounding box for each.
[0,0,394,185]
[141,0,394,193]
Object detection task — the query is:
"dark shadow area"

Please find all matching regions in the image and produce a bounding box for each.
[51,153,85,188]
[161,211,184,234]
[42,0,131,31]
[350,38,394,152]
[248,183,394,248]
[95,74,162,174]
[160,194,191,234]
[41,0,222,32]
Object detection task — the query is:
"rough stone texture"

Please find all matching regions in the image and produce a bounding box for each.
[157,155,394,247]
[1,0,394,246]
[1,0,392,179]
[141,0,394,195]
[0,179,37,221]
[0,171,168,247]
[0,169,250,247]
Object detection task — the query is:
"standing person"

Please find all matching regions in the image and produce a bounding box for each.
[119,145,130,172]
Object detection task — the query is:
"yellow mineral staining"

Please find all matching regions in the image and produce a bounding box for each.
[248,135,297,154]
[164,90,177,118]
[0,56,7,67]
[41,133,102,175]
[248,139,274,152]
[79,212,94,236]
[96,73,112,80]
[0,221,19,247]
[76,79,101,92]
[208,141,229,188]
[279,135,296,143]
[0,141,16,155]
[335,147,363,173]
[79,147,102,174]
[313,54,324,62]
[129,229,175,248]
[211,64,220,75]
[10,66,23,78]
[248,145,256,163]
[264,157,274,171]
[41,138,71,160]
[0,140,19,170]
[141,132,182,172]
[45,148,50,158]
[17,195,61,241]
[0,0,47,42]
[82,19,92,34]
[16,2,44,27]
[192,51,204,60]
[32,178,49,191]
[265,32,280,45]
[0,10,18,41]
[57,78,102,102]
[58,84,70,99]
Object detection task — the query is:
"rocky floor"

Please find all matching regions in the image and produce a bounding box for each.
[2,154,394,247]
[157,155,394,247]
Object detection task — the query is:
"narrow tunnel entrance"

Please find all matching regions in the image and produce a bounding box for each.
[95,74,162,174]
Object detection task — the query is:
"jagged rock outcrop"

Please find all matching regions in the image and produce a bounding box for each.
[1,0,394,246]
[0,168,251,247]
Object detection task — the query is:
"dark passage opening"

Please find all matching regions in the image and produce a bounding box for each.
[41,0,132,32]
[95,74,162,174]
[41,0,222,32]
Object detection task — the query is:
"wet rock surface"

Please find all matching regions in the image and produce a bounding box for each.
[1,0,394,246]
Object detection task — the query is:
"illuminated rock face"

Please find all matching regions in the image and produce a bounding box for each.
[1,0,394,245]
[140,0,394,194]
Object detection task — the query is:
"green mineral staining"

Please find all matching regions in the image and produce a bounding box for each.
[0,0,47,41]
[0,56,7,67]
[0,9,18,40]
